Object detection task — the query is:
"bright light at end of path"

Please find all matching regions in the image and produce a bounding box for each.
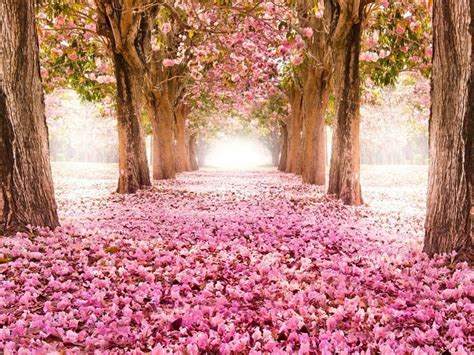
[205,137,270,169]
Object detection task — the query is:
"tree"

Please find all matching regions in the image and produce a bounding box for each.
[284,82,304,174]
[278,120,289,171]
[249,94,288,167]
[39,0,151,194]
[328,1,374,206]
[174,103,192,172]
[424,0,473,261]
[94,0,152,192]
[327,0,432,205]
[293,1,332,185]
[0,0,59,231]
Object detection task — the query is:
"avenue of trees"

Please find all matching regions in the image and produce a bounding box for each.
[0,0,472,260]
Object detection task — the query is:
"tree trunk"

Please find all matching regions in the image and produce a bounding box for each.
[301,68,330,185]
[113,53,151,194]
[424,0,473,261]
[175,103,191,173]
[196,139,208,168]
[0,0,59,231]
[189,134,199,171]
[279,122,288,171]
[151,133,159,176]
[148,93,176,180]
[327,16,363,206]
[270,144,280,167]
[286,89,303,174]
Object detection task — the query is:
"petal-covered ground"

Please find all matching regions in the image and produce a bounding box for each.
[1,164,472,353]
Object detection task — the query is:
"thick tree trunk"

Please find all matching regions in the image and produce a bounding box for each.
[151,133,159,175]
[279,122,288,171]
[286,89,303,174]
[175,103,191,173]
[113,53,151,194]
[301,68,330,185]
[148,93,177,180]
[424,0,473,261]
[328,17,363,206]
[189,134,199,171]
[0,0,59,231]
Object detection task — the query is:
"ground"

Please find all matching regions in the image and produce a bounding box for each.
[0,164,472,353]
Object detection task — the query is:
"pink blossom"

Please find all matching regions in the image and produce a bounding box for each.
[291,55,303,66]
[163,58,177,67]
[161,22,172,34]
[67,52,78,61]
[302,27,313,38]
[396,25,406,35]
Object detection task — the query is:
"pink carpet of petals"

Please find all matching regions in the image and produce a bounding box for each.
[1,164,472,353]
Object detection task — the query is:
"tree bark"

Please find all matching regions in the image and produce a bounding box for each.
[113,53,151,194]
[0,0,59,231]
[175,103,191,172]
[286,88,304,174]
[148,92,177,180]
[424,0,473,261]
[279,122,288,171]
[328,13,363,206]
[301,68,330,185]
[189,134,199,171]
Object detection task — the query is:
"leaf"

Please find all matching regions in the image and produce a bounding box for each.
[171,317,183,330]
[0,256,12,264]
[104,245,120,254]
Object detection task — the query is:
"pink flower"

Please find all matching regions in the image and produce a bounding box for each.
[196,332,208,349]
[67,52,78,61]
[302,27,313,38]
[161,22,171,34]
[163,59,176,67]
[151,344,165,355]
[425,46,433,58]
[40,68,49,78]
[291,55,304,66]
[396,25,406,36]
[263,2,274,13]
[64,330,78,343]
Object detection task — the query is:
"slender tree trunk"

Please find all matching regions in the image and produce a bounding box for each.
[327,17,363,206]
[279,122,288,171]
[113,53,151,194]
[189,134,199,171]
[0,0,59,231]
[197,139,207,168]
[286,89,303,174]
[424,0,473,261]
[175,103,191,172]
[148,93,176,180]
[301,68,330,185]
[270,144,280,167]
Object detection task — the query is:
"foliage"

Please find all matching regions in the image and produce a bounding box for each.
[37,0,114,102]
[361,1,432,86]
